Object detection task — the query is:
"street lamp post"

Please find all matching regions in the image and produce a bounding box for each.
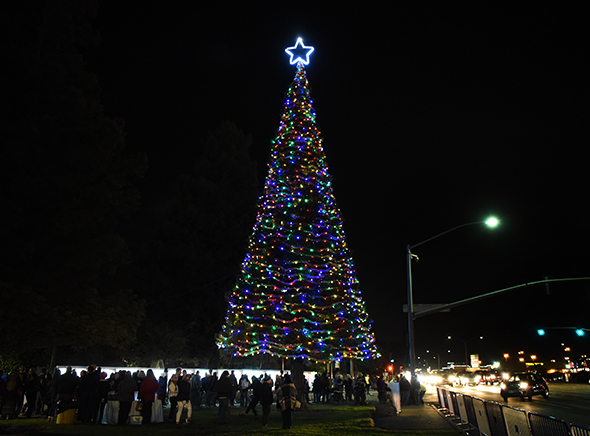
[406,217,498,375]
[448,335,483,366]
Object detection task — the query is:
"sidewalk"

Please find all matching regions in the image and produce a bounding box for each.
[370,395,462,433]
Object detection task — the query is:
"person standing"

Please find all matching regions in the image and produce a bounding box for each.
[354,373,367,406]
[56,367,79,419]
[276,374,298,430]
[215,371,232,424]
[77,366,99,422]
[419,381,427,405]
[260,376,273,429]
[22,368,39,418]
[344,374,353,402]
[410,375,421,405]
[376,375,388,404]
[157,371,168,405]
[95,372,110,424]
[138,369,159,424]
[399,374,411,406]
[238,374,250,407]
[190,371,202,410]
[167,375,178,423]
[175,375,192,424]
[3,372,21,419]
[0,370,6,418]
[47,369,60,422]
[116,371,138,425]
[228,371,238,407]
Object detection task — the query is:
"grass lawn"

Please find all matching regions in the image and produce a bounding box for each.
[0,402,459,435]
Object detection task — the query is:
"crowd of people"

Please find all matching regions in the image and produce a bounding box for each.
[310,371,373,405]
[0,365,407,429]
[0,365,162,425]
[0,367,53,420]
[396,373,427,406]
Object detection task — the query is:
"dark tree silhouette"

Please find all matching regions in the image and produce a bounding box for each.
[0,1,146,359]
[131,121,258,365]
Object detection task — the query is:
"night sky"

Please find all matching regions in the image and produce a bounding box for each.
[89,3,587,367]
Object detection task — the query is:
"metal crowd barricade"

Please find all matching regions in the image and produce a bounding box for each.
[454,392,480,434]
[502,405,532,436]
[455,393,470,425]
[528,412,570,436]
[444,389,456,415]
[437,386,447,411]
[485,401,508,436]
[449,390,459,416]
[571,424,590,436]
[438,386,590,436]
[473,396,493,436]
[463,395,480,433]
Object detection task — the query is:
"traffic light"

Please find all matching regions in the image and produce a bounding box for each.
[576,329,585,337]
[537,329,545,336]
[387,365,394,373]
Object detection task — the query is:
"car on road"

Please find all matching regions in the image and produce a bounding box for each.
[456,371,479,386]
[474,369,501,385]
[500,372,549,401]
[439,369,460,386]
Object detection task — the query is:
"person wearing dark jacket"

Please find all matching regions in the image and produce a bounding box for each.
[56,367,79,419]
[354,373,367,406]
[47,369,60,422]
[22,368,39,418]
[2,372,21,419]
[77,366,99,422]
[276,374,298,430]
[157,372,168,405]
[175,375,192,424]
[116,371,138,425]
[399,374,411,406]
[260,376,274,429]
[215,371,232,424]
[0,370,6,417]
[241,376,261,417]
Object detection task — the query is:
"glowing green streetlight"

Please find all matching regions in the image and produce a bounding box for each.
[485,216,499,228]
[406,215,500,374]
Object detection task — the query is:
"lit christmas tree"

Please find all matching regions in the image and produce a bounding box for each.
[217,39,378,363]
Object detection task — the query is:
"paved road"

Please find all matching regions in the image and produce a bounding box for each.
[443,382,590,428]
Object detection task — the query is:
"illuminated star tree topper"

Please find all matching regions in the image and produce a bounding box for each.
[217,38,379,363]
[284,37,315,65]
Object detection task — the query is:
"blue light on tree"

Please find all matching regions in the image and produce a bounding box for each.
[217,38,379,362]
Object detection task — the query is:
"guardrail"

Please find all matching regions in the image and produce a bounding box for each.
[436,386,590,436]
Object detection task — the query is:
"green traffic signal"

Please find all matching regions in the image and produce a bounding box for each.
[576,329,585,337]
[537,329,546,336]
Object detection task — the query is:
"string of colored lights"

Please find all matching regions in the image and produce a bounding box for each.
[217,63,379,363]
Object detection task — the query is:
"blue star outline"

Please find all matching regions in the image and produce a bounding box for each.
[285,37,315,66]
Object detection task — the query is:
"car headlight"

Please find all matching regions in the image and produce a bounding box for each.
[500,383,506,390]
[519,382,529,389]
